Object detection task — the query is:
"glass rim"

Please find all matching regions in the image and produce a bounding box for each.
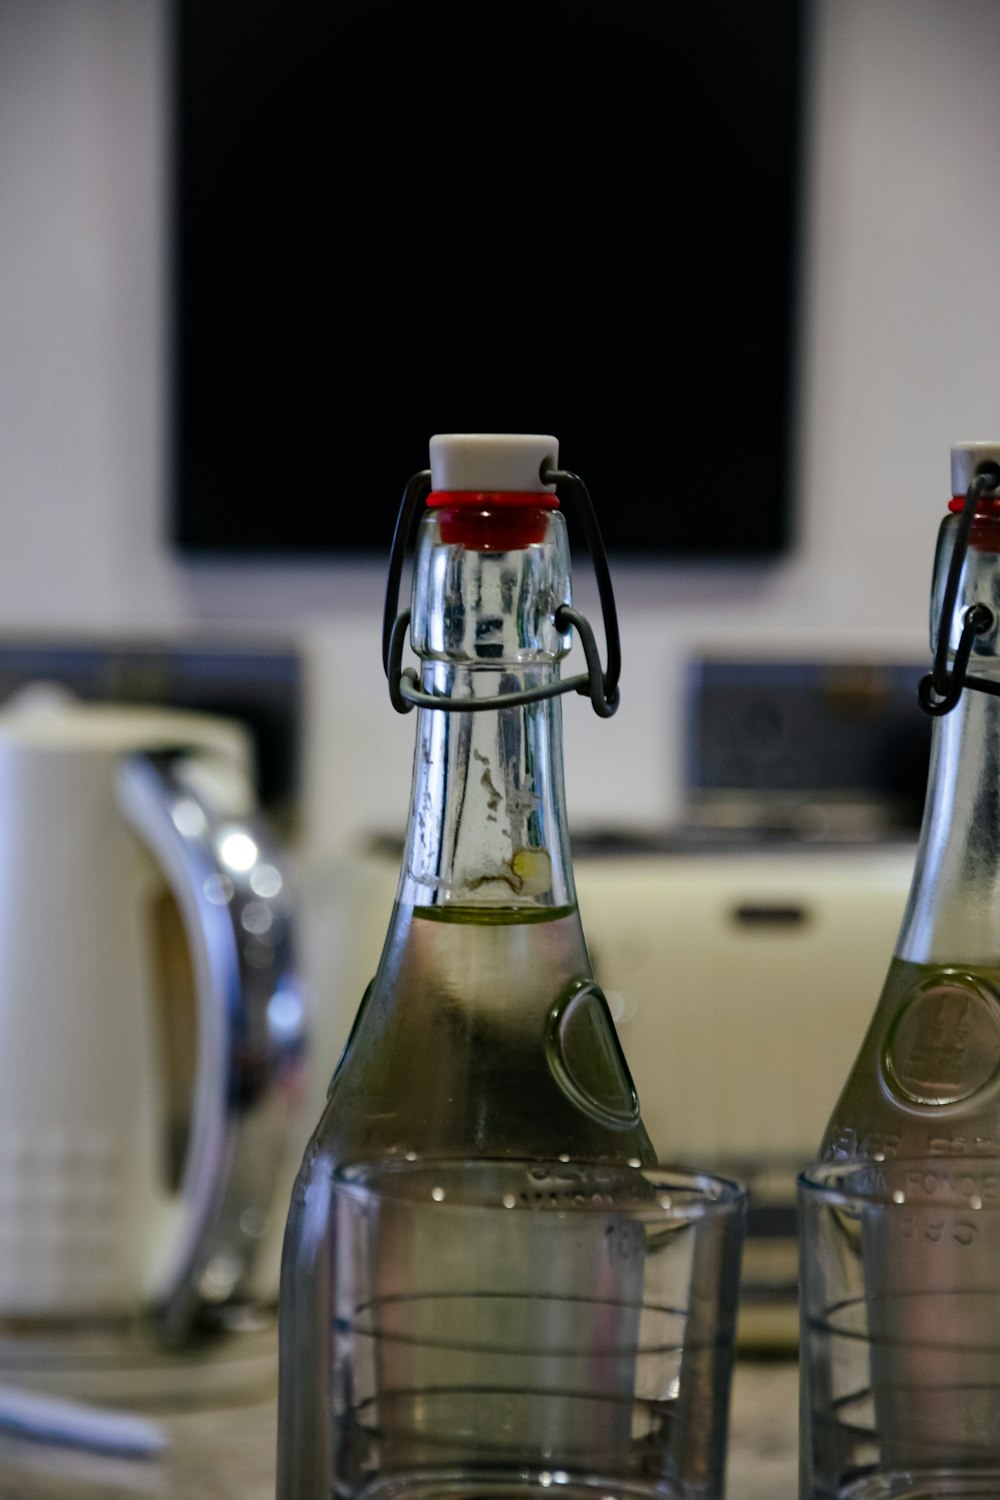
[799,1155,1000,1211]
[331,1154,747,1220]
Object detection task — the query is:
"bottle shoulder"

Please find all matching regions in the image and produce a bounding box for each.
[309,903,652,1165]
[823,955,1000,1160]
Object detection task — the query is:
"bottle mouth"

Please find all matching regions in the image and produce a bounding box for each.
[428,490,559,550]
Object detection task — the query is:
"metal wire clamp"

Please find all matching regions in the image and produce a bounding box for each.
[381,466,621,718]
[919,470,1000,716]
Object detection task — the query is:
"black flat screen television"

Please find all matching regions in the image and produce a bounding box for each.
[170,0,809,559]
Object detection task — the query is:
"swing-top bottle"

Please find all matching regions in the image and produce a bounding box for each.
[822,442,1000,1162]
[811,442,1000,1490]
[277,433,653,1496]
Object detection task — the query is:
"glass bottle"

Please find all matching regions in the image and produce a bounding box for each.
[277,434,653,1498]
[810,444,1000,1491]
[821,442,1000,1163]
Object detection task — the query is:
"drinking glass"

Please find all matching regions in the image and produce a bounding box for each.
[799,1156,1000,1500]
[330,1156,747,1500]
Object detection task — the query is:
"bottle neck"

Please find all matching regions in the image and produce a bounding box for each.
[395,502,578,919]
[899,511,1000,965]
[899,686,1000,965]
[398,668,577,915]
[327,493,647,1158]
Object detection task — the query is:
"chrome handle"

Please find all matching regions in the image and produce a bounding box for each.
[116,749,306,1343]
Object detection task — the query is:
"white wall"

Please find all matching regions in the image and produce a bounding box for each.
[2,0,1000,862]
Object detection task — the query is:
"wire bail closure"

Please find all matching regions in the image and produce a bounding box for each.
[381,466,621,718]
[919,471,1000,717]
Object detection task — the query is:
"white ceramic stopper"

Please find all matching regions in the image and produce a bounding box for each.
[429,434,559,493]
[951,442,1000,495]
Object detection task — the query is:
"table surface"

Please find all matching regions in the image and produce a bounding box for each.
[0,1355,800,1499]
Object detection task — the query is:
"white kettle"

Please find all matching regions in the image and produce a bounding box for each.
[0,695,305,1340]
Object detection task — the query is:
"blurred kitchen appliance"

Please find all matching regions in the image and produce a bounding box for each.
[0,695,303,1346]
[0,634,302,827]
[685,656,931,842]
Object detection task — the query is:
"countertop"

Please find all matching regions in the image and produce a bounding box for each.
[0,1352,799,1499]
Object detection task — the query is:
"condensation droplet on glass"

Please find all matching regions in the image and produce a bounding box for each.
[250,863,283,898]
[892,1190,905,1204]
[502,1193,517,1209]
[431,1186,445,1203]
[204,873,234,905]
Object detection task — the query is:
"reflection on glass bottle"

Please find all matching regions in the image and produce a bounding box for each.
[276,435,652,1497]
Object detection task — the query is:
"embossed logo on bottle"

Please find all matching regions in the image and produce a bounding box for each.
[545,982,641,1129]
[882,972,1000,1107]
